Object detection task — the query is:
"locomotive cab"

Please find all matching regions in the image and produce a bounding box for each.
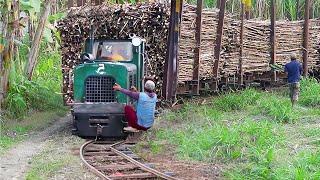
[71,37,145,139]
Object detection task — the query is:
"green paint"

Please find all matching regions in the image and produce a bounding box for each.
[74,39,144,103]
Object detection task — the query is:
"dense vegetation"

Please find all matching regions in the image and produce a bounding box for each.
[187,0,320,20]
[3,43,64,118]
[142,78,320,179]
[1,0,66,119]
[0,0,67,152]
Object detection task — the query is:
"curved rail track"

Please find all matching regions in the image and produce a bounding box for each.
[80,140,179,180]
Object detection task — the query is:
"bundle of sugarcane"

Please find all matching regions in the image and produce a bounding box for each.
[178,5,197,82]
[219,18,240,77]
[57,3,170,104]
[309,19,320,69]
[242,20,271,73]
[275,20,304,66]
[178,5,237,81]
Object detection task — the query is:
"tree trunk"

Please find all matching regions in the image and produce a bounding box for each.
[0,10,9,108]
[25,0,53,80]
[0,0,18,108]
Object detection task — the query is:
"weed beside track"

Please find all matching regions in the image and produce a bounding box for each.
[139,78,320,179]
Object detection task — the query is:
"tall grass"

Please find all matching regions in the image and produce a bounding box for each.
[185,0,320,20]
[299,78,320,107]
[257,95,298,123]
[213,88,261,111]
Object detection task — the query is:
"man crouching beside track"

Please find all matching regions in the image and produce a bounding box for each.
[113,80,157,132]
[284,54,303,107]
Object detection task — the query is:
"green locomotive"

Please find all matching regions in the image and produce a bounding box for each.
[71,36,145,139]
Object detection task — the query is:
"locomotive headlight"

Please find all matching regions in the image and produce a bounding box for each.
[132,37,142,47]
[80,53,94,63]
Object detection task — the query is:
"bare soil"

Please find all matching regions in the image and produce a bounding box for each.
[0,114,96,180]
[0,115,71,179]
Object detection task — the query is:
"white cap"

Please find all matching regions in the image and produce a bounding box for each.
[144,80,155,91]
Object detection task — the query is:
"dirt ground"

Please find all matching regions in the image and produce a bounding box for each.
[0,115,70,179]
[0,115,95,180]
[0,114,217,180]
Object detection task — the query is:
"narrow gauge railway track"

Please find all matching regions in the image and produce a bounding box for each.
[80,140,178,180]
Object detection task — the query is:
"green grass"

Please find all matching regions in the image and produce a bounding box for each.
[299,78,320,107]
[25,142,76,180]
[139,78,320,179]
[257,95,298,123]
[0,110,67,154]
[26,154,72,180]
[213,88,262,111]
[185,0,320,20]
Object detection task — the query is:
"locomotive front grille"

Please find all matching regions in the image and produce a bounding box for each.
[85,76,116,102]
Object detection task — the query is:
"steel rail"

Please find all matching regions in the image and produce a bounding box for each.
[110,141,180,180]
[80,140,111,180]
[80,140,179,180]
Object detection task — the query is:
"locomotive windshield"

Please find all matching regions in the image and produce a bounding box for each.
[93,41,132,61]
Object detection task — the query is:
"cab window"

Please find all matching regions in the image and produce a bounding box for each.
[94,42,132,61]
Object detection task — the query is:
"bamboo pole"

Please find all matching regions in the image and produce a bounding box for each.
[238,3,244,86]
[303,0,310,76]
[270,0,276,82]
[296,0,300,20]
[192,0,203,94]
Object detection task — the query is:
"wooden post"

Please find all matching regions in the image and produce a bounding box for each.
[162,0,183,101]
[192,0,203,94]
[303,0,310,77]
[270,0,276,82]
[238,3,244,86]
[212,0,226,81]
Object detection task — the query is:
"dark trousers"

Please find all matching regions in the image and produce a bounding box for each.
[124,105,148,131]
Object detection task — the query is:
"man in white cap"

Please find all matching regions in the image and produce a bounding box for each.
[113,79,157,132]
